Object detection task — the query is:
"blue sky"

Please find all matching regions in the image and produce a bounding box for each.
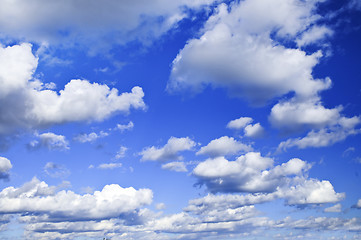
[0,0,361,239]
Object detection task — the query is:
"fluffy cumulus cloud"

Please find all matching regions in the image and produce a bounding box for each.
[227,117,265,138]
[140,136,196,162]
[168,0,331,105]
[0,0,218,51]
[167,0,360,147]
[0,43,146,135]
[28,132,69,151]
[196,136,252,157]
[0,177,152,221]
[0,156,12,180]
[193,152,344,205]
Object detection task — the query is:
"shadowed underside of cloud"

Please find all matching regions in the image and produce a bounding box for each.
[0,0,218,53]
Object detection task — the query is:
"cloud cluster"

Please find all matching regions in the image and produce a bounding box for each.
[167,0,359,148]
[140,136,196,162]
[227,117,265,138]
[0,177,152,221]
[0,43,146,135]
[193,152,344,205]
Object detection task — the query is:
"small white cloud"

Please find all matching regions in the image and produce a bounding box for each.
[115,121,134,132]
[324,203,342,213]
[343,147,355,157]
[196,136,252,157]
[98,163,123,170]
[74,131,109,143]
[227,117,253,130]
[156,203,166,210]
[115,146,128,159]
[0,157,12,180]
[44,162,70,178]
[140,137,196,162]
[161,162,187,172]
[28,132,69,151]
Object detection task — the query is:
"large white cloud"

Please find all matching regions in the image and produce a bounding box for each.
[0,156,12,180]
[196,136,252,157]
[168,0,331,105]
[0,177,152,221]
[0,0,217,51]
[140,136,196,162]
[0,43,146,135]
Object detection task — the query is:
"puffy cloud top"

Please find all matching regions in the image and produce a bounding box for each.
[0,177,153,220]
[0,43,146,135]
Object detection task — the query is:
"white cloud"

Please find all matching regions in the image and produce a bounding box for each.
[161,162,187,172]
[226,117,253,130]
[269,97,339,132]
[244,123,264,138]
[193,152,304,193]
[155,203,166,210]
[278,178,344,205]
[74,131,109,143]
[0,43,146,135]
[44,162,70,178]
[115,121,134,132]
[0,156,12,180]
[278,116,361,151]
[196,136,252,157]
[115,146,128,159]
[98,163,123,170]
[277,216,361,232]
[324,203,342,213]
[296,25,334,47]
[0,177,153,221]
[0,0,217,51]
[140,137,196,162]
[227,117,265,138]
[356,199,361,209]
[168,0,331,105]
[193,152,344,205]
[28,132,69,151]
